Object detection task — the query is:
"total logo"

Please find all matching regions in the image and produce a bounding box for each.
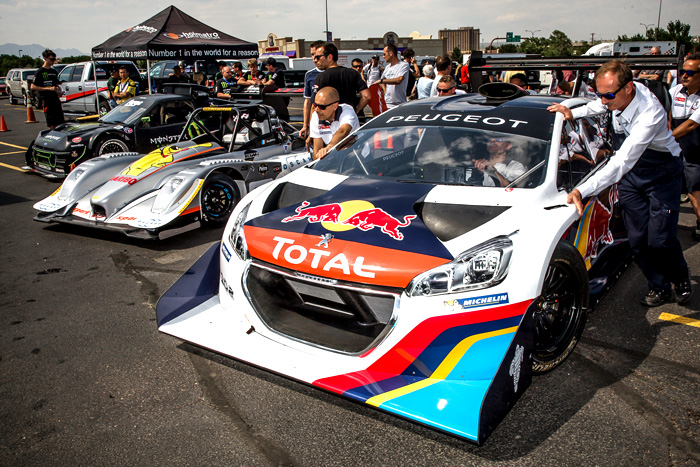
[282,200,416,240]
[272,236,376,278]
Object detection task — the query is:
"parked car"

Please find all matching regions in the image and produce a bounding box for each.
[56,60,144,116]
[33,102,311,240]
[25,84,218,179]
[6,67,36,106]
[156,85,632,444]
[0,76,6,96]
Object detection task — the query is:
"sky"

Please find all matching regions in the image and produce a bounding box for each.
[1,0,698,55]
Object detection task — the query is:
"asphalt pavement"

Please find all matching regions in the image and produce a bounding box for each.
[1,96,699,466]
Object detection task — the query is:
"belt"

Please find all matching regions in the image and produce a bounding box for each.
[635,147,676,168]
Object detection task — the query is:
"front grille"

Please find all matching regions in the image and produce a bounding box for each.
[244,262,399,354]
[91,204,106,218]
[32,147,59,168]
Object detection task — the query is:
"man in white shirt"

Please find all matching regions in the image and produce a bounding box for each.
[363,55,383,86]
[310,87,360,160]
[472,137,526,187]
[548,59,691,306]
[669,52,700,240]
[378,44,410,108]
[430,55,453,97]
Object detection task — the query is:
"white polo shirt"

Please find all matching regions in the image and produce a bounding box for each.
[669,84,700,123]
[572,82,682,198]
[310,103,360,144]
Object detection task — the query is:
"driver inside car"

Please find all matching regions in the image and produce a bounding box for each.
[472,137,526,187]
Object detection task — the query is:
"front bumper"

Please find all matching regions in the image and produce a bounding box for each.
[157,242,538,444]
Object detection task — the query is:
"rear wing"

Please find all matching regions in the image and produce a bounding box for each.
[467,48,686,94]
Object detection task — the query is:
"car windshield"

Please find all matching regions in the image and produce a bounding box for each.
[313,126,550,188]
[100,99,150,125]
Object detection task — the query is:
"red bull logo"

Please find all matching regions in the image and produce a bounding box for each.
[576,186,617,269]
[282,201,342,223]
[282,200,416,240]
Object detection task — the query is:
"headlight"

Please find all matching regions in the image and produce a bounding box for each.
[407,236,513,297]
[151,176,187,214]
[58,167,87,200]
[228,202,251,260]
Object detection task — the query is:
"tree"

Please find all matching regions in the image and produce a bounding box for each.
[519,37,549,55]
[545,30,573,57]
[450,46,462,62]
[666,20,694,52]
[499,44,518,54]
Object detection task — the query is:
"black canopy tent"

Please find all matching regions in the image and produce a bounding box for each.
[92,5,258,95]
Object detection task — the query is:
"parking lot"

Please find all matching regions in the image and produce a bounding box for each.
[1,97,699,466]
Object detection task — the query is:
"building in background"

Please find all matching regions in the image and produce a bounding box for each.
[258,31,447,59]
[438,27,480,53]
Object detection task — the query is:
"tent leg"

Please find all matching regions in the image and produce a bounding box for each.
[147,60,152,94]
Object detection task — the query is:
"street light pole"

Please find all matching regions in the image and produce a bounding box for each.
[640,23,654,36]
[656,0,662,40]
[18,49,22,57]
[525,29,540,38]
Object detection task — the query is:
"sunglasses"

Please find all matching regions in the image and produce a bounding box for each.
[489,138,504,143]
[313,54,326,61]
[352,65,362,69]
[680,69,698,77]
[313,100,338,110]
[437,86,455,94]
[595,80,630,100]
[48,56,57,61]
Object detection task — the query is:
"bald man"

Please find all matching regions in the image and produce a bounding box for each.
[309,86,360,160]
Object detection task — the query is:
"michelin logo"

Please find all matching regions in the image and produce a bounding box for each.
[444,293,509,312]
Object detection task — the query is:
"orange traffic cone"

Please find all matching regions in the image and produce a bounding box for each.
[26,101,38,124]
[0,115,9,132]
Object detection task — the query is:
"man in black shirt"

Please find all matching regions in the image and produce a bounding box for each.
[30,49,64,129]
[262,57,285,89]
[313,43,370,115]
[165,65,192,84]
[215,66,239,99]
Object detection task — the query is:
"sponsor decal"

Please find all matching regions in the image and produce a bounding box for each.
[116,215,137,221]
[127,25,158,34]
[282,200,416,241]
[385,113,528,128]
[135,218,162,228]
[575,186,617,269]
[222,243,232,262]
[43,135,61,141]
[675,96,686,102]
[282,154,311,170]
[110,175,138,185]
[271,236,376,278]
[124,100,143,107]
[258,163,268,174]
[73,207,105,218]
[71,137,82,143]
[124,127,133,134]
[221,273,234,297]
[244,150,258,161]
[149,134,178,146]
[37,202,62,211]
[114,125,123,130]
[443,293,510,311]
[509,344,524,392]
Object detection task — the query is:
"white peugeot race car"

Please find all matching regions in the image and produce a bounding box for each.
[157,85,630,444]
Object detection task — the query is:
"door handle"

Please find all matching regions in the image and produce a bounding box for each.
[78,86,82,91]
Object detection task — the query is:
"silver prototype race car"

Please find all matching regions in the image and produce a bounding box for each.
[33,103,312,239]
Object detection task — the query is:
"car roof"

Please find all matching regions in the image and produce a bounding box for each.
[363,94,571,140]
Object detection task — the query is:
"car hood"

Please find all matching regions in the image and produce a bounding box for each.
[35,122,111,149]
[89,141,221,216]
[243,176,513,288]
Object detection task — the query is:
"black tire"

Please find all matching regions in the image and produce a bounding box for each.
[8,93,16,105]
[22,91,27,107]
[201,173,239,225]
[98,98,110,117]
[532,241,589,374]
[96,137,130,156]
